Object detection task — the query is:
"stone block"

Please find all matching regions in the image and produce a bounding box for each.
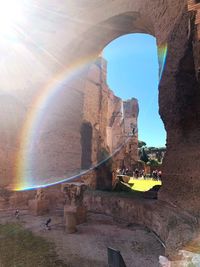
[28,199,50,216]
[64,204,87,225]
[62,182,87,206]
[65,211,77,234]
[9,191,35,209]
[76,205,87,224]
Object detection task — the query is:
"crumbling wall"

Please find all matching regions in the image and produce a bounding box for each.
[158,7,200,215]
[81,57,139,189]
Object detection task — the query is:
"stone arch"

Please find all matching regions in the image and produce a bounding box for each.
[158,10,200,215]
[62,12,156,68]
[5,0,195,215]
[58,1,200,215]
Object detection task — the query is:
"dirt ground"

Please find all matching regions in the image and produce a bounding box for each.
[0,209,164,267]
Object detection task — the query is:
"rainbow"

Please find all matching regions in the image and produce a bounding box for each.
[14,43,168,191]
[14,55,99,191]
[158,43,168,81]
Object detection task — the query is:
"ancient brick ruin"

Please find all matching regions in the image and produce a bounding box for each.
[14,56,139,190]
[1,0,200,262]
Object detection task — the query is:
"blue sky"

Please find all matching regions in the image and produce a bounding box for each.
[103,33,166,147]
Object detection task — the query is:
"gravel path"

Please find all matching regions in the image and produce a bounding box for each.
[0,209,164,267]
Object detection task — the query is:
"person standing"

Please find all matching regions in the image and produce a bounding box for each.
[134,168,139,178]
[15,209,20,219]
[45,218,51,230]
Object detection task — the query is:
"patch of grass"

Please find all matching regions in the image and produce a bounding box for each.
[128,178,162,192]
[0,223,68,267]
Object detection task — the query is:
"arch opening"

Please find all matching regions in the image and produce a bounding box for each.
[13,11,168,193]
[100,33,166,193]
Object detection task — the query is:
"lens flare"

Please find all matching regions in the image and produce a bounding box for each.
[14,46,168,191]
[14,57,130,191]
[158,44,168,81]
[15,62,89,191]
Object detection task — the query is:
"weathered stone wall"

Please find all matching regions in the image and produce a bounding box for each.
[4,53,138,190]
[158,6,200,215]
[122,99,139,169]
[0,95,27,187]
[80,57,139,188]
[107,98,139,170]
[81,57,111,167]
[27,86,84,186]
[84,190,198,257]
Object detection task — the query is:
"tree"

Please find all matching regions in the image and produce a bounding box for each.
[138,140,146,148]
[147,159,161,167]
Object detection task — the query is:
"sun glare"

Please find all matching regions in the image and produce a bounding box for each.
[0,0,23,35]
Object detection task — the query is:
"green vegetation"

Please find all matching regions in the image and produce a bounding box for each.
[147,159,161,167]
[138,140,146,148]
[138,140,166,165]
[140,147,149,163]
[0,223,67,267]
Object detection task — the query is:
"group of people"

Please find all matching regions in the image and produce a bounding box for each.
[116,168,130,175]
[14,209,52,230]
[134,168,144,178]
[134,168,162,180]
[152,170,162,180]
[116,167,162,180]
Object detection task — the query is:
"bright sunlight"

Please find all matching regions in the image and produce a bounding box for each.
[0,0,24,35]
